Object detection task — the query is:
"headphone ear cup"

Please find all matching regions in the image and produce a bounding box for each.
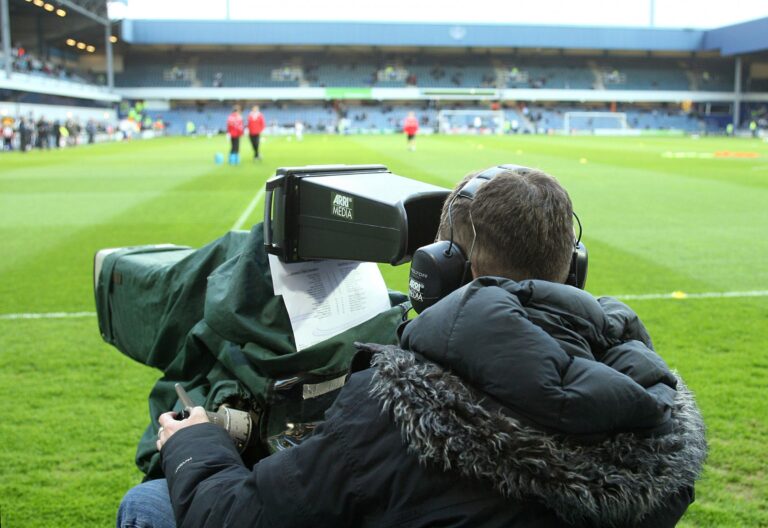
[567,241,588,289]
[408,241,469,313]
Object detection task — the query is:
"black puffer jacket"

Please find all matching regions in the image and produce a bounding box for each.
[162,277,707,527]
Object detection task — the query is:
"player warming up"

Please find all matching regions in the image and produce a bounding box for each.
[247,105,265,160]
[403,111,419,151]
[226,105,244,165]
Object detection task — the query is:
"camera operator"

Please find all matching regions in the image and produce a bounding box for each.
[118,166,706,527]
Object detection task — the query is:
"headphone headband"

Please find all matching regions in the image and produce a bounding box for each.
[458,164,530,199]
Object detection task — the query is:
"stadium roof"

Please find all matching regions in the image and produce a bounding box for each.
[120,18,768,56]
[8,0,112,54]
[704,17,768,55]
[64,0,108,21]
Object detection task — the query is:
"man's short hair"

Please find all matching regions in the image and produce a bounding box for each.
[437,167,575,283]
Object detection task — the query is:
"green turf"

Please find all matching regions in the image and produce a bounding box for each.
[1,133,767,526]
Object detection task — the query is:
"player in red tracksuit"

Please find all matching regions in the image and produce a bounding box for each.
[403,111,419,151]
[226,105,244,165]
[247,105,266,160]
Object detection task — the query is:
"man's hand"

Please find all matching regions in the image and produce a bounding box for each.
[156,407,210,452]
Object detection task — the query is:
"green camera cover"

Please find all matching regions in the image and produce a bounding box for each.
[95,225,408,478]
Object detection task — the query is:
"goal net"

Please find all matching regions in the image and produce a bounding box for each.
[563,111,630,135]
[437,110,506,135]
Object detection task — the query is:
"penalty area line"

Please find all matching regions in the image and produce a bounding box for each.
[0,311,97,320]
[232,188,266,231]
[2,290,768,321]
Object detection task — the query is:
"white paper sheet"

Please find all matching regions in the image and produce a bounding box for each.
[268,254,391,351]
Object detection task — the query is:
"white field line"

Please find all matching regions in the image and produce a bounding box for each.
[613,290,768,301]
[0,311,97,320]
[1,189,266,322]
[232,188,266,231]
[2,290,768,321]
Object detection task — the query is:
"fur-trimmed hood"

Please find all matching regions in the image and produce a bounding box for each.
[368,344,707,527]
[364,277,707,527]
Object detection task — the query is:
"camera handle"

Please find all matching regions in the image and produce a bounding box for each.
[174,383,255,453]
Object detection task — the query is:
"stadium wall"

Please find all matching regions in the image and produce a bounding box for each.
[0,72,119,103]
[114,86,766,104]
[0,101,117,122]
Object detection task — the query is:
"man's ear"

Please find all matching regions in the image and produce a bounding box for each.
[470,262,479,279]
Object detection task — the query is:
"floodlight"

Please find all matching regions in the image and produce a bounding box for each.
[86,45,95,53]
[33,0,44,6]
[56,8,66,16]
[110,35,118,43]
[66,38,76,46]
[76,42,86,49]
[44,3,54,11]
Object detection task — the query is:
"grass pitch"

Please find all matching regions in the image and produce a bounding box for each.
[1,133,767,527]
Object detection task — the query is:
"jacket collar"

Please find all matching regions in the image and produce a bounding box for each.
[399,277,678,436]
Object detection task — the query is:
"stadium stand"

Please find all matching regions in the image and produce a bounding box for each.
[3,6,768,139]
[113,53,739,93]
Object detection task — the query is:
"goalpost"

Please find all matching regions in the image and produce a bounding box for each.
[562,111,630,135]
[437,109,506,135]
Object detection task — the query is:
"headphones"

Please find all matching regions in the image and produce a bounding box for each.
[408,164,588,313]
